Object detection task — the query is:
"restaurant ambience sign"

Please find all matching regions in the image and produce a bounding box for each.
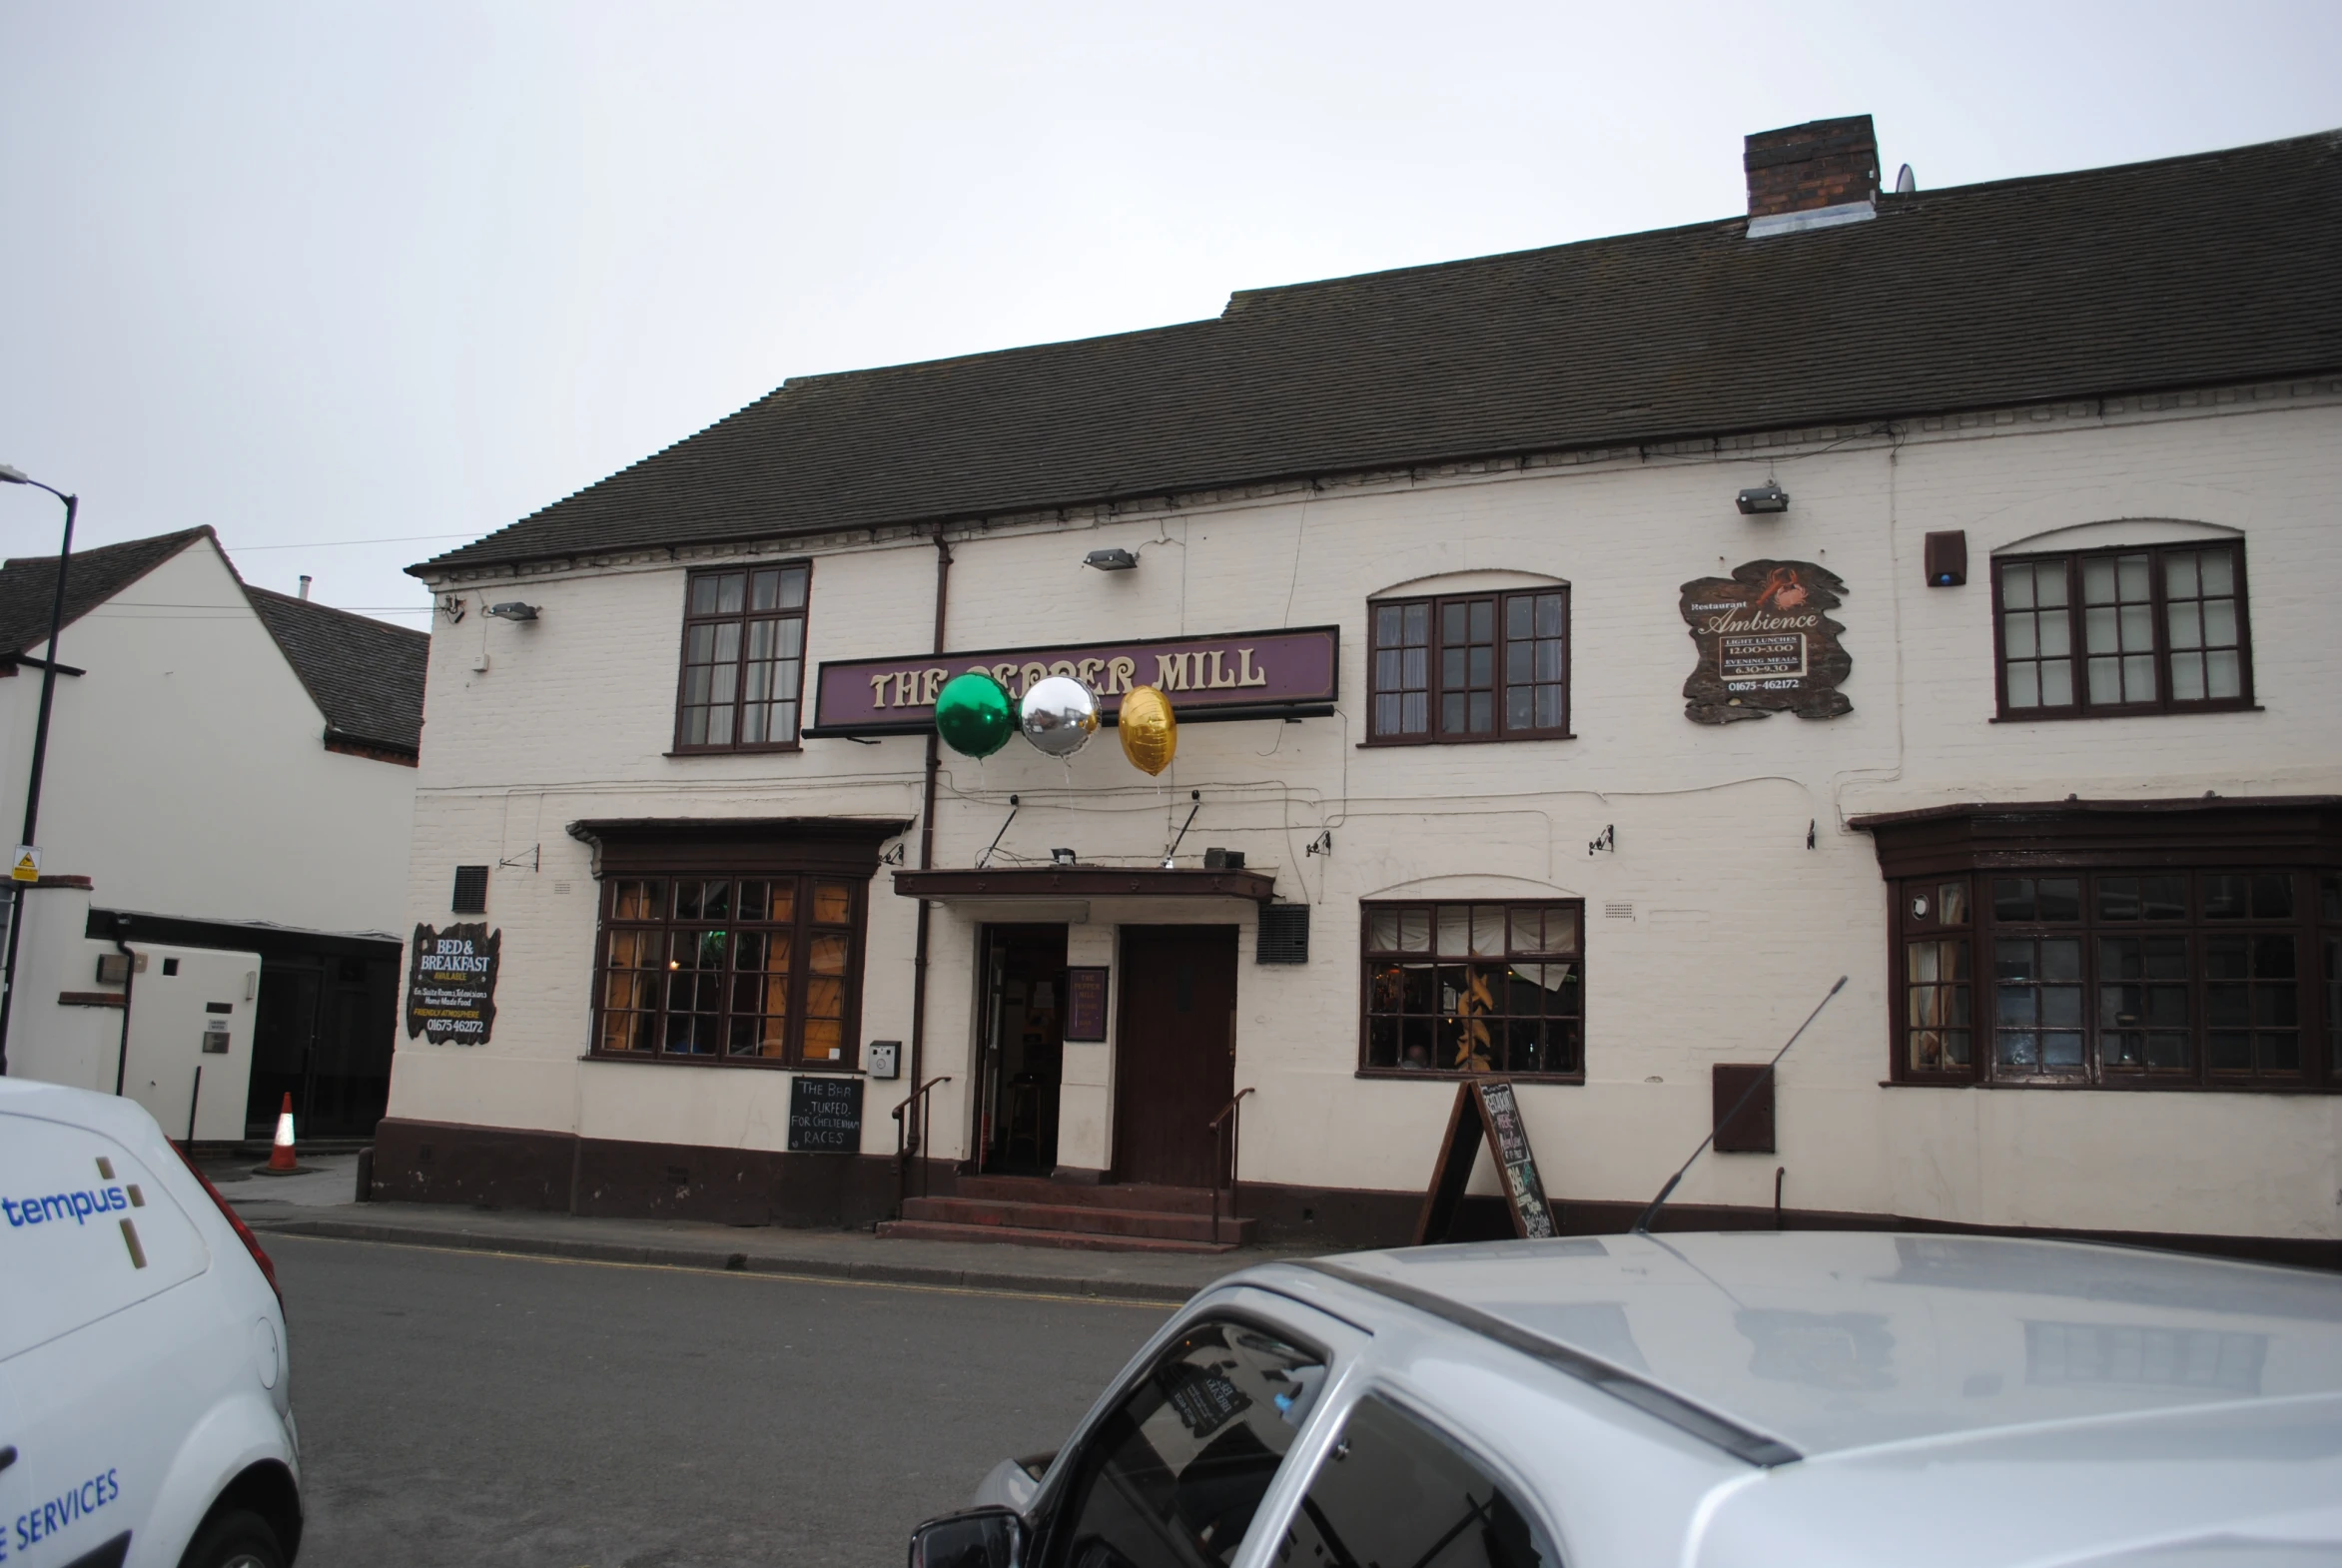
[810,625,1339,737]
[1679,559,1853,724]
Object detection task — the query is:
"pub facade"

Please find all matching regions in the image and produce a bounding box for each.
[379,120,2342,1262]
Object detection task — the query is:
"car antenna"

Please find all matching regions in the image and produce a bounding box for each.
[1632,975,1847,1236]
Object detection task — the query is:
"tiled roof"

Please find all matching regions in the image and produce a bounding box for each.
[0,529,211,658]
[417,129,2342,576]
[245,588,429,755]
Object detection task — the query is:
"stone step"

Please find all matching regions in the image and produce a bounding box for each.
[876,1218,1237,1255]
[904,1195,1254,1245]
[954,1176,1221,1214]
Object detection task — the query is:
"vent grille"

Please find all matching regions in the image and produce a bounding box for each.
[1256,904,1310,965]
[1604,902,1635,920]
[451,865,489,914]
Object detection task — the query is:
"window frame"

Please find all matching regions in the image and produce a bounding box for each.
[1364,587,1573,746]
[1356,898,1586,1084]
[671,559,814,755]
[590,871,866,1071]
[574,818,900,1074]
[1990,540,2254,722]
[1865,800,2341,1094]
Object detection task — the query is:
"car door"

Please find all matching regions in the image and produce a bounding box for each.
[0,1109,213,1568]
[1030,1296,1356,1568]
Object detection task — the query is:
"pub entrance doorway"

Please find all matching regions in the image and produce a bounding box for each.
[1113,925,1237,1188]
[975,925,1067,1176]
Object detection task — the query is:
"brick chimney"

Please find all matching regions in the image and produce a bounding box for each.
[1744,115,1880,238]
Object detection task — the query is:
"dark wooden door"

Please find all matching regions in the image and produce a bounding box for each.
[1113,926,1238,1187]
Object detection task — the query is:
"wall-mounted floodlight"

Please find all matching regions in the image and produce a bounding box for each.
[1736,481,1790,515]
[483,601,539,620]
[1084,548,1138,571]
[1051,848,1078,866]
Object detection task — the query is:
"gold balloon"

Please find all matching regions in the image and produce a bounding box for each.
[1117,685,1177,775]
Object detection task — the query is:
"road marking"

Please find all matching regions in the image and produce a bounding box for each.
[265,1231,1175,1309]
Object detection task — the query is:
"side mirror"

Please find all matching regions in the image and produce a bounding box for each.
[908,1506,1025,1568]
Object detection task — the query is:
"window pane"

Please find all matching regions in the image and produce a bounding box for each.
[1536,592,1564,637]
[1469,907,1504,957]
[715,572,745,614]
[1436,906,1469,956]
[1374,603,1401,646]
[1396,909,1430,952]
[2006,661,2040,708]
[1368,908,1400,952]
[1055,1323,1326,1568]
[813,880,853,924]
[2206,649,2241,699]
[2002,561,2035,609]
[1279,1395,1549,1568]
[799,1018,841,1062]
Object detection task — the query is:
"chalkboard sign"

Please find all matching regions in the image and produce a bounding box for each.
[1065,967,1110,1043]
[405,922,500,1046]
[1413,1080,1557,1244]
[788,1076,865,1153]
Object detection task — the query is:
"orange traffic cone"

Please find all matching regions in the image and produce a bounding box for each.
[267,1094,299,1172]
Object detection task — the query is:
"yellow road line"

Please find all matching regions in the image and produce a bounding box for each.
[266,1230,1176,1309]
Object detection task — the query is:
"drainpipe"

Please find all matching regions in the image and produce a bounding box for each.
[111,915,135,1098]
[905,533,952,1197]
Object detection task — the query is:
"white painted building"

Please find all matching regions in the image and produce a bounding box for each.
[0,527,426,1143]
[385,120,2342,1263]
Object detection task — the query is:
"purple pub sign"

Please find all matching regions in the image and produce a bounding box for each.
[808,624,1340,737]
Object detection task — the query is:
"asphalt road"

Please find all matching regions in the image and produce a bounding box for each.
[272,1233,1171,1568]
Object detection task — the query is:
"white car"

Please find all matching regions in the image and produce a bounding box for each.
[915,1230,2342,1568]
[0,1078,300,1568]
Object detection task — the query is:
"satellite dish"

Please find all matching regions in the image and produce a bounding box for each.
[1895,163,1917,194]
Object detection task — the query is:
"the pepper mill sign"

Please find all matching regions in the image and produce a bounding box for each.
[1679,559,1852,724]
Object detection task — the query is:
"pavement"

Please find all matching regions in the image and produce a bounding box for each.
[217,1153,1328,1305]
[272,1229,1168,1566]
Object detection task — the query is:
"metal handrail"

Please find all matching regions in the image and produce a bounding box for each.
[892,1075,953,1215]
[1207,1087,1254,1244]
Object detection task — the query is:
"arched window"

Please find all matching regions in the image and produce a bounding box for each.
[1991,535,2251,719]
[1365,579,1570,744]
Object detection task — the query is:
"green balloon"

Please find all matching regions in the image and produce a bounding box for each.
[934,671,1016,758]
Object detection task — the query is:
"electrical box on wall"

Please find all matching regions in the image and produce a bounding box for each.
[867,1041,901,1080]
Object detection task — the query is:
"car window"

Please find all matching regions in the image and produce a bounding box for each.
[1048,1319,1328,1568]
[0,1112,209,1362]
[1275,1395,1553,1568]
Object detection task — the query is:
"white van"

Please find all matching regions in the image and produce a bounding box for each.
[0,1078,301,1568]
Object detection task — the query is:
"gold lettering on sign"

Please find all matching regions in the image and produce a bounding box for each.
[1156,652,1196,690]
[1077,657,1105,689]
[868,672,893,708]
[1106,656,1136,695]
[921,668,946,705]
[1049,660,1077,679]
[892,670,919,706]
[1203,650,1235,689]
[1020,662,1050,694]
[990,663,1019,691]
[1236,648,1268,687]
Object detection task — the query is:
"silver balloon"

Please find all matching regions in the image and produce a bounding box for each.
[1019,675,1100,757]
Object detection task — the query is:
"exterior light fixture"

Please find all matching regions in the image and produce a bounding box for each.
[1736,482,1790,515]
[1084,548,1138,571]
[1051,848,1078,865]
[483,601,539,620]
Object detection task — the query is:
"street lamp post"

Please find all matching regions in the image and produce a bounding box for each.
[0,464,81,1078]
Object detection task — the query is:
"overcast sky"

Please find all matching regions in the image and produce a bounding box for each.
[4,1,2339,626]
